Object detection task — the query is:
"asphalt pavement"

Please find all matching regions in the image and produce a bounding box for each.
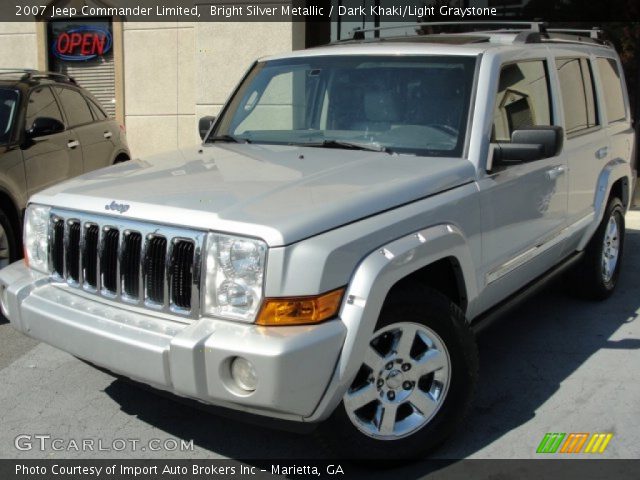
[0,212,639,463]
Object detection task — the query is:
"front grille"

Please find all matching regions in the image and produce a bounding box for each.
[49,210,204,318]
[145,235,167,304]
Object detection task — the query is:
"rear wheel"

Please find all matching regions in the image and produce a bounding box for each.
[317,289,478,460]
[572,197,625,300]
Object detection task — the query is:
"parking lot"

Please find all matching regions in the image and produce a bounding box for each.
[1,212,639,462]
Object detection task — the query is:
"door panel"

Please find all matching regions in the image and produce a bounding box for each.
[477,59,568,312]
[22,86,80,196]
[53,86,113,174]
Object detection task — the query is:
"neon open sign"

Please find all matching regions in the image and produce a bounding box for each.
[52,26,112,61]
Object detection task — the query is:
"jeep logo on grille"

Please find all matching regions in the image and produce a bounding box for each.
[105,201,130,214]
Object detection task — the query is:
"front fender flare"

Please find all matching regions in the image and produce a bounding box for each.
[306,223,477,422]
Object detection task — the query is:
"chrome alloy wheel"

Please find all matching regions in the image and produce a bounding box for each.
[343,322,451,440]
[0,222,9,269]
[602,215,620,283]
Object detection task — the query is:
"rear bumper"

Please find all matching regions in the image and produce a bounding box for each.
[0,262,346,422]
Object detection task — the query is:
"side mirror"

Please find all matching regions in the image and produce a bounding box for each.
[27,117,65,138]
[198,116,216,140]
[493,126,564,165]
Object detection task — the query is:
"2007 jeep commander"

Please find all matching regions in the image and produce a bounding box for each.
[0,23,636,459]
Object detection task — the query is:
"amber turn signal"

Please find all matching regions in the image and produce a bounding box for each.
[256,287,346,326]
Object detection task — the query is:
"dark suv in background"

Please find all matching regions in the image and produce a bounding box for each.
[0,69,130,268]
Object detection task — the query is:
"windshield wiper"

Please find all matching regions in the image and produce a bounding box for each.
[206,134,250,144]
[296,139,392,154]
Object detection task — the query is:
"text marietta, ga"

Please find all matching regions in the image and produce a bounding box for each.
[15,463,344,476]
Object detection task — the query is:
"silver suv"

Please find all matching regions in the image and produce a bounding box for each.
[0,24,636,459]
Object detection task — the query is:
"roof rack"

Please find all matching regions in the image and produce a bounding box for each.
[344,21,612,48]
[22,70,76,84]
[0,69,76,84]
[348,21,547,40]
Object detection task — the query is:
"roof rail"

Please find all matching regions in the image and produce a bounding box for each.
[348,21,547,40]
[21,70,76,84]
[0,69,76,84]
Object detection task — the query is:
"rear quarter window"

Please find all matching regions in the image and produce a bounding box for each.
[596,57,627,123]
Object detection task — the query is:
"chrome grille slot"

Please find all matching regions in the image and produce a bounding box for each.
[49,210,204,320]
[171,239,195,310]
[145,235,167,304]
[101,227,119,294]
[83,224,99,289]
[51,217,65,277]
[121,231,142,299]
[65,220,81,283]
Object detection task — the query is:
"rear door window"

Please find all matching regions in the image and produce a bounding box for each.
[54,87,93,127]
[555,57,599,135]
[597,57,627,123]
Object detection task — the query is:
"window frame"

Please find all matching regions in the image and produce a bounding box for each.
[554,56,601,139]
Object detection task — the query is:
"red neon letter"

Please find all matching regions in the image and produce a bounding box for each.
[56,32,70,54]
[93,34,106,55]
[80,33,93,55]
[68,33,82,53]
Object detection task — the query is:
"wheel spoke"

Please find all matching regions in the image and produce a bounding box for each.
[394,324,418,358]
[363,344,385,370]
[415,349,447,376]
[0,248,8,259]
[408,389,438,418]
[344,384,378,411]
[376,403,398,436]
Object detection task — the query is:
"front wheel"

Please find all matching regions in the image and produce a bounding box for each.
[317,289,478,460]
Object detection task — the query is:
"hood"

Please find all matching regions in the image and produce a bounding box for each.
[31,144,476,246]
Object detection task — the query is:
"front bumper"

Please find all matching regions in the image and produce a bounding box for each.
[0,262,347,421]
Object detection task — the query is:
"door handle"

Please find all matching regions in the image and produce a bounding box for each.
[546,166,566,180]
[103,131,112,139]
[595,146,609,159]
[67,140,80,149]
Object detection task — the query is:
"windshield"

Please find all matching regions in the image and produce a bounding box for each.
[0,89,19,145]
[212,55,477,157]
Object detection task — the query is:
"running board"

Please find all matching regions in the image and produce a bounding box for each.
[471,251,584,335]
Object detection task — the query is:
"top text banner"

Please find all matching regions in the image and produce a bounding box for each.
[3,0,640,22]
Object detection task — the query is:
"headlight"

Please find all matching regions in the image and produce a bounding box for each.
[203,233,267,322]
[23,204,51,274]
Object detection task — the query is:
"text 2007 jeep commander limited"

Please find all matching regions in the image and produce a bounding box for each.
[0,23,636,459]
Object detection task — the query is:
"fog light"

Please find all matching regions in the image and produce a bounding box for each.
[230,357,257,392]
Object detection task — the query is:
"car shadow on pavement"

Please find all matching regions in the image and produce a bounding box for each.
[103,230,640,475]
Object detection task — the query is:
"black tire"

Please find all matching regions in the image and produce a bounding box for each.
[572,197,625,300]
[0,209,19,269]
[316,288,478,460]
